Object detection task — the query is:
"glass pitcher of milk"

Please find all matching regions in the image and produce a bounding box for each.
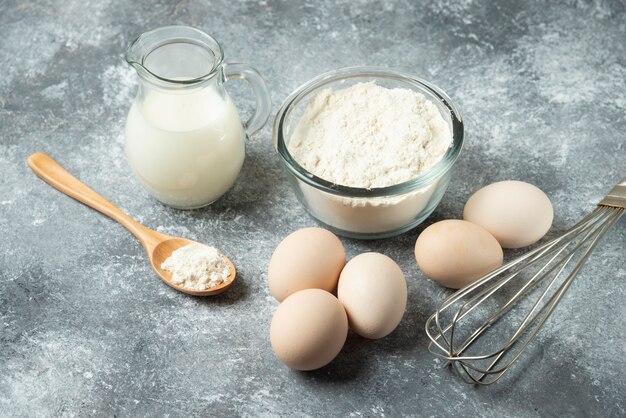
[124,26,271,209]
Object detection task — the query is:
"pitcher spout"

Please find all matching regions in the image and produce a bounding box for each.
[124,25,224,86]
[124,35,144,68]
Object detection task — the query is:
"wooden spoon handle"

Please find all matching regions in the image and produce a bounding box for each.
[27,152,155,246]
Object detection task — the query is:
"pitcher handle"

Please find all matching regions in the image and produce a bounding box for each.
[223,63,272,137]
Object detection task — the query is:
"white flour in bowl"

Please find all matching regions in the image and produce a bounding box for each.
[286,82,453,236]
[288,82,451,189]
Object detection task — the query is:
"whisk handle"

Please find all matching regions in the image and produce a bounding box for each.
[599,177,626,209]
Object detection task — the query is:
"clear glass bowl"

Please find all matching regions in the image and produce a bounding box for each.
[273,67,464,239]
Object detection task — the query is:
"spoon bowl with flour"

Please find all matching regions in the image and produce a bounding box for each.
[27,152,236,296]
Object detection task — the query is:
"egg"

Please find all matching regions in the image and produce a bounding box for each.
[464,180,553,249]
[337,252,407,339]
[268,228,346,302]
[414,220,503,289]
[270,289,348,370]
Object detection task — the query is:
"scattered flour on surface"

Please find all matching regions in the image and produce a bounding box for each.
[160,243,231,290]
[287,82,452,189]
[101,64,136,107]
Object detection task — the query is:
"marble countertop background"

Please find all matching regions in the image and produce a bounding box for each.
[1,0,625,416]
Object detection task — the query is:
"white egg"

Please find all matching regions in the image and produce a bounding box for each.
[414,220,503,289]
[464,180,553,248]
[270,289,348,371]
[268,228,346,302]
[338,252,407,339]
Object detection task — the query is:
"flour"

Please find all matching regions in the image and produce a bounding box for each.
[285,82,454,236]
[161,243,231,290]
[288,82,452,189]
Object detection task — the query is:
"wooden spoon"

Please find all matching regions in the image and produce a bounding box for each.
[27,152,236,296]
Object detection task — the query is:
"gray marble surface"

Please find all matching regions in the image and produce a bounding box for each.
[1,0,625,416]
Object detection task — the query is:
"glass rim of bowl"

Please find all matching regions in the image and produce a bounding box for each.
[273,66,464,198]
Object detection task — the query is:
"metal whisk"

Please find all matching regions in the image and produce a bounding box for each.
[425,177,625,385]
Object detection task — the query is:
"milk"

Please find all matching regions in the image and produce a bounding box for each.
[125,85,245,208]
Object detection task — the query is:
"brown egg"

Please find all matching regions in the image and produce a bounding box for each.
[464,181,553,249]
[268,228,346,302]
[338,252,407,339]
[414,220,503,289]
[270,289,348,371]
